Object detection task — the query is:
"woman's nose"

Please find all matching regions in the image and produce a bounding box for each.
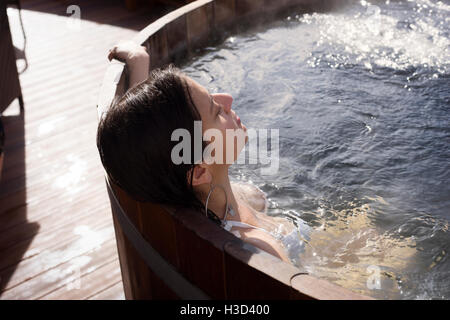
[213,93,233,113]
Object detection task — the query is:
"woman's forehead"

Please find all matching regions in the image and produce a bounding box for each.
[186,77,211,114]
[186,77,208,96]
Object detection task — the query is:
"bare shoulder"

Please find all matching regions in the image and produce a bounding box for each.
[238,228,290,263]
[231,181,268,213]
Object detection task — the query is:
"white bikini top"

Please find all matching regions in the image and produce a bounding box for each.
[226,182,311,264]
[223,218,311,265]
[223,219,265,233]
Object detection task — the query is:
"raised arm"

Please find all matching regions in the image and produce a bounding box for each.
[108,40,150,88]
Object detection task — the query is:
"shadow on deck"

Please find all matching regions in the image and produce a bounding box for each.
[0,0,177,300]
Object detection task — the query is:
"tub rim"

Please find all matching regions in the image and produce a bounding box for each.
[97,0,373,300]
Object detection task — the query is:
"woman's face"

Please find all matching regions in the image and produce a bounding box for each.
[185,76,248,165]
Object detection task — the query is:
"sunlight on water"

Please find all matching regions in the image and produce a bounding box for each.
[301,1,449,74]
[183,0,450,299]
[299,197,418,298]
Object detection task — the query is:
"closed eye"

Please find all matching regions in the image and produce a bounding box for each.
[215,102,222,118]
[210,95,222,118]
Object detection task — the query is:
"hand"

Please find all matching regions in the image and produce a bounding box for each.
[107,40,149,64]
[108,40,150,87]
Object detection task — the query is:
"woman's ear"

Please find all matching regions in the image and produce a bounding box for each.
[189,164,212,186]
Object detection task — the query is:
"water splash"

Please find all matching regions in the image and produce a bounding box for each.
[300,0,449,73]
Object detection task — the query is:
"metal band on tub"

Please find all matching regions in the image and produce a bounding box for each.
[104,176,210,300]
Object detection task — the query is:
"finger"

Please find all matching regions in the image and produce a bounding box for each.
[107,48,115,61]
[108,46,117,61]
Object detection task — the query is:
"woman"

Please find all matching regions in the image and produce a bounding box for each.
[98,41,309,265]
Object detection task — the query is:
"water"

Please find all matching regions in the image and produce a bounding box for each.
[182,0,450,299]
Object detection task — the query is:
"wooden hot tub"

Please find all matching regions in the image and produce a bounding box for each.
[97,0,372,300]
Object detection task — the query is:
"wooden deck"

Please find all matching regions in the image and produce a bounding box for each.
[0,0,178,300]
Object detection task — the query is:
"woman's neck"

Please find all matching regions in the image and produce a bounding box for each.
[199,169,241,221]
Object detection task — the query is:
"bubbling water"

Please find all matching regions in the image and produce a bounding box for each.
[182,0,450,299]
[303,0,449,73]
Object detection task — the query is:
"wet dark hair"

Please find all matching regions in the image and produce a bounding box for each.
[0,115,4,156]
[97,65,207,212]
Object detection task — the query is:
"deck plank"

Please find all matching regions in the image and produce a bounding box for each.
[1,238,119,300]
[0,0,179,300]
[88,281,125,300]
[0,219,114,292]
[40,258,123,300]
[0,195,110,262]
